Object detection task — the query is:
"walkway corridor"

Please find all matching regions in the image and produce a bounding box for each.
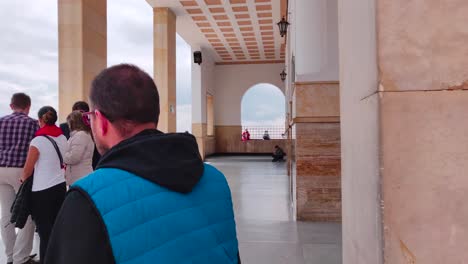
[207,156,342,264]
[0,156,341,264]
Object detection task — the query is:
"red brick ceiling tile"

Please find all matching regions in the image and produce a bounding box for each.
[220,28,234,32]
[196,22,211,27]
[235,14,250,19]
[209,7,225,13]
[232,6,248,12]
[240,27,253,31]
[256,5,272,11]
[237,20,252,26]
[213,15,229,20]
[180,1,198,7]
[201,28,215,33]
[192,16,207,21]
[257,12,272,18]
[217,21,232,27]
[258,19,273,24]
[242,32,255,36]
[186,9,203,14]
[260,25,273,30]
[204,0,222,5]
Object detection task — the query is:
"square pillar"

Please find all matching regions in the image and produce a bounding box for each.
[153,8,176,133]
[58,0,107,122]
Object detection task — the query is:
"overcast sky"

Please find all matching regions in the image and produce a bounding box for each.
[0,0,283,132]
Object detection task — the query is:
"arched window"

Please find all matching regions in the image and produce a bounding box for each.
[241,83,285,139]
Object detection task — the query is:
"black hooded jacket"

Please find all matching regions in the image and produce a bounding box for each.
[44,130,209,264]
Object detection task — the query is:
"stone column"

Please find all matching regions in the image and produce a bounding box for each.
[340,0,468,263]
[287,0,341,221]
[58,0,107,122]
[154,8,176,133]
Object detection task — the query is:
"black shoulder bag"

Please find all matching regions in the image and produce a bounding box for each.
[42,135,65,169]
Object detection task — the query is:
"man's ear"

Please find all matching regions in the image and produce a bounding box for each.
[10,104,14,111]
[96,110,109,136]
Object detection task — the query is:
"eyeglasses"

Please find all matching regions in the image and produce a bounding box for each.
[81,111,96,126]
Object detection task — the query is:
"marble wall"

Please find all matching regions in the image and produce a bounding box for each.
[291,82,341,221]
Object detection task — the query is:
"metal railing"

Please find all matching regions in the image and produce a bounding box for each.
[241,125,286,139]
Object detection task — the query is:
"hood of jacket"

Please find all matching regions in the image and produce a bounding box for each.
[96,129,204,194]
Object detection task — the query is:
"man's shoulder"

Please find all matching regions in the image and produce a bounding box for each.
[0,113,37,125]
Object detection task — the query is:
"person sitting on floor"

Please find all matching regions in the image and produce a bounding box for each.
[272,145,285,162]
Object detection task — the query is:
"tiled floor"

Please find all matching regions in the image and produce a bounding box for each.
[206,155,342,264]
[0,156,342,264]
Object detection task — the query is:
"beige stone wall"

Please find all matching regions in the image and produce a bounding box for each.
[381,91,468,263]
[341,0,468,262]
[58,0,107,122]
[378,1,468,262]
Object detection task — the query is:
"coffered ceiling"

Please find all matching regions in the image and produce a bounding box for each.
[147,0,286,64]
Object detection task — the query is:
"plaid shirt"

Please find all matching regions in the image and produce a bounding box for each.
[0,112,39,167]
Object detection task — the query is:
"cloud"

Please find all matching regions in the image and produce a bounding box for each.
[241,83,286,126]
[0,1,58,118]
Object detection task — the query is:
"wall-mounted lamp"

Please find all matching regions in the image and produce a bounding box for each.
[277,17,290,38]
[280,69,287,81]
[193,51,202,65]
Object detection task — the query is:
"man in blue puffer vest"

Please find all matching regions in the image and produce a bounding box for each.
[44,64,240,264]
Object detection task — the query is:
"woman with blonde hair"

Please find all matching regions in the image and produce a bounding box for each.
[64,110,94,185]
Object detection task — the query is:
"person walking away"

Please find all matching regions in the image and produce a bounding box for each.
[0,93,38,264]
[45,64,240,264]
[63,111,94,185]
[21,107,67,264]
[272,145,285,162]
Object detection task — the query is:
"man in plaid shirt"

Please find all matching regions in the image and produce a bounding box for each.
[0,93,39,264]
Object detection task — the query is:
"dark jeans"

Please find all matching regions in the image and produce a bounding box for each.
[31,182,66,263]
[272,154,284,162]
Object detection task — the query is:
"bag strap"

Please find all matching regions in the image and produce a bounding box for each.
[42,135,65,169]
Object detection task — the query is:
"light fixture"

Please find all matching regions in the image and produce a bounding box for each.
[280,69,287,81]
[193,51,202,65]
[277,17,290,38]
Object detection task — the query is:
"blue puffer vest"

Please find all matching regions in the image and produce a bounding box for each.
[74,164,239,264]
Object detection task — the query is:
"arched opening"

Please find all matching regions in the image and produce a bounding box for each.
[241,83,285,139]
